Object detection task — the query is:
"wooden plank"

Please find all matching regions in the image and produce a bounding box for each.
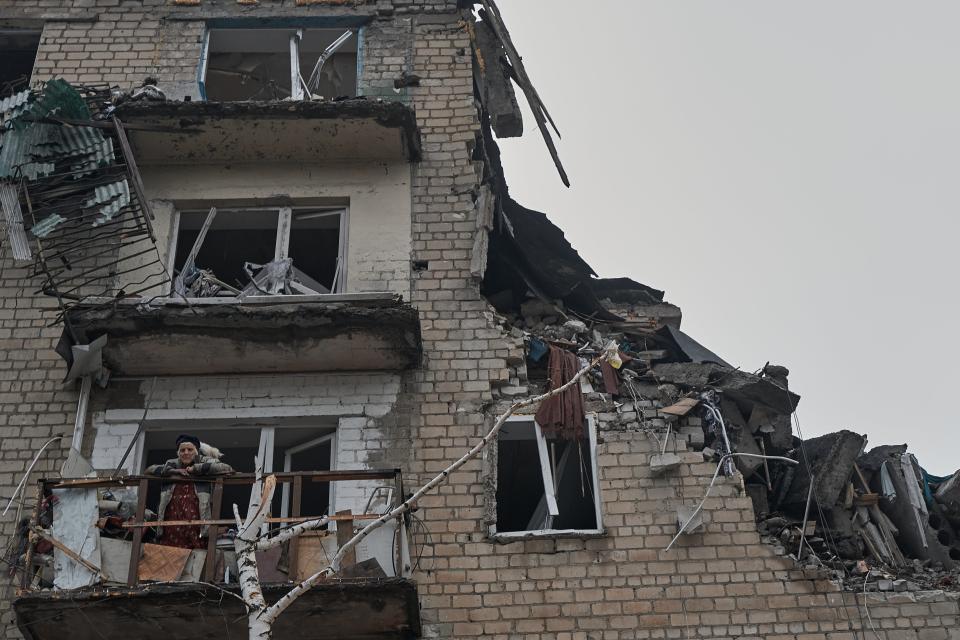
[853,463,871,492]
[854,493,880,507]
[477,0,569,186]
[30,527,101,576]
[288,475,303,579]
[634,350,669,361]
[203,479,223,582]
[127,479,148,586]
[47,468,401,489]
[123,513,380,528]
[336,510,356,568]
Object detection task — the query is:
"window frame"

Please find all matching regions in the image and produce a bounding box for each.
[168,204,349,297]
[137,424,338,520]
[198,25,361,102]
[490,414,603,540]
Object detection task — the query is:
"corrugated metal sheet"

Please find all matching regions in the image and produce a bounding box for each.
[0,89,30,113]
[86,179,130,225]
[0,80,110,179]
[30,213,66,238]
[0,123,57,179]
[0,90,31,126]
[32,125,114,177]
[0,181,31,260]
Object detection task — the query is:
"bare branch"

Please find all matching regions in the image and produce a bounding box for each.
[261,345,614,624]
[254,517,330,552]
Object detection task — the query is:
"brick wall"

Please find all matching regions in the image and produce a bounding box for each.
[1,2,958,640]
[415,406,960,639]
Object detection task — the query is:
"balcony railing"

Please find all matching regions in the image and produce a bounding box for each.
[20,469,410,592]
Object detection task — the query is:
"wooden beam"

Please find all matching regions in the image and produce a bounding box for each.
[478,0,569,186]
[336,509,356,568]
[127,479,148,586]
[203,479,223,582]
[30,527,101,576]
[45,468,401,490]
[289,475,303,578]
[122,513,381,528]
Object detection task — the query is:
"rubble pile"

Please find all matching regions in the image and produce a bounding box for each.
[499,295,960,592]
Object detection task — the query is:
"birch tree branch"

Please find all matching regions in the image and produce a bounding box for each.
[254,517,331,552]
[260,343,617,624]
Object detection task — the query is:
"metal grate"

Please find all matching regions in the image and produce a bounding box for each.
[0,81,170,324]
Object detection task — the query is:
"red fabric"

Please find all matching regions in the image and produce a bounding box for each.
[159,482,205,549]
[534,344,585,440]
[600,361,620,395]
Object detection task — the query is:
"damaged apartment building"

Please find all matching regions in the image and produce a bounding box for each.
[0,1,958,639]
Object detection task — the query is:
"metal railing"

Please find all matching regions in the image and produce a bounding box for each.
[24,469,407,590]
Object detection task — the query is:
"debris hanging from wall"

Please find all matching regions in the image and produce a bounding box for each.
[0,80,170,322]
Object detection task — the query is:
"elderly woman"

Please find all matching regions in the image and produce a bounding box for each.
[146,434,233,549]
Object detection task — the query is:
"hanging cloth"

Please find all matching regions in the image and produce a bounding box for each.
[535,344,586,441]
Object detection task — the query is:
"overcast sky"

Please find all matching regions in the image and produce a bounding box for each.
[493,1,959,475]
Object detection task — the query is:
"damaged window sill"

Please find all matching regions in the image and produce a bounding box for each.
[489,528,606,543]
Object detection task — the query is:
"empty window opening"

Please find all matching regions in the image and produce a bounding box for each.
[173,206,346,295]
[495,417,601,535]
[142,425,336,522]
[203,28,358,102]
[175,209,278,290]
[0,29,41,92]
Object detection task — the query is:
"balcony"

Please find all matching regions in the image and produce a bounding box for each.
[63,294,422,376]
[13,470,420,640]
[113,99,422,165]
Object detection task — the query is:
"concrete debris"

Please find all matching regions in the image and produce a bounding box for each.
[509,270,960,586]
[651,362,800,415]
[780,430,866,511]
[650,452,682,475]
[751,434,960,589]
[676,506,704,535]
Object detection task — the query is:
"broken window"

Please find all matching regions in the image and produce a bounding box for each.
[141,425,336,521]
[201,28,358,101]
[495,416,601,536]
[172,206,347,296]
[0,29,41,92]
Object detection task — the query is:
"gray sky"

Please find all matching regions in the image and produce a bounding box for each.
[493,1,959,475]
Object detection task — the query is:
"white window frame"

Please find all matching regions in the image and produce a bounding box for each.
[136,424,337,520]
[168,205,349,296]
[491,414,603,539]
[279,431,337,519]
[200,27,356,102]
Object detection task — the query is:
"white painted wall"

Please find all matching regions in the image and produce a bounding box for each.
[139,161,412,298]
